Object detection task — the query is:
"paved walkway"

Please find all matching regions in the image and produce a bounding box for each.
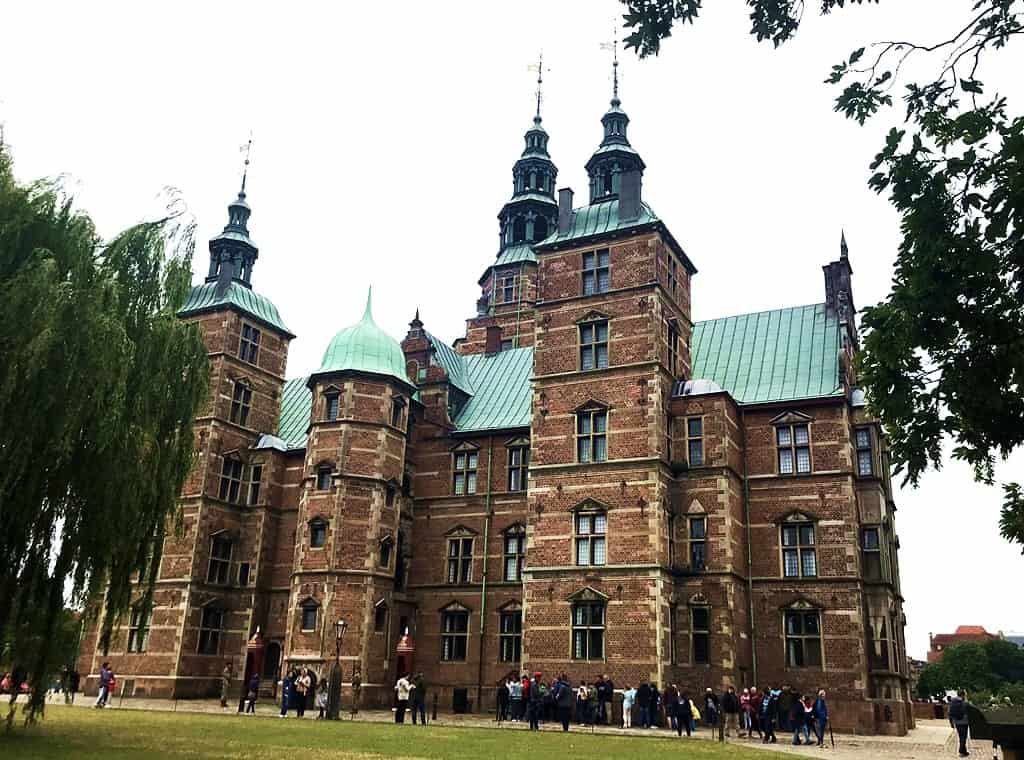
[40,694,987,760]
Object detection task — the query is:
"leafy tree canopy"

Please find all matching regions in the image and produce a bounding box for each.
[620,0,1024,549]
[916,639,1024,698]
[0,144,209,722]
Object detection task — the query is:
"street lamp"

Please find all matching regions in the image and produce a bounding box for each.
[327,619,347,720]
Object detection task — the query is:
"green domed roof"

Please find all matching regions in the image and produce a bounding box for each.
[316,289,413,388]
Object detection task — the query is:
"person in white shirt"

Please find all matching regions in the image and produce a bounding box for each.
[394,674,413,723]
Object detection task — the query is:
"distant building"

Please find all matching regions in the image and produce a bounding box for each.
[1001,632,1024,649]
[927,626,997,663]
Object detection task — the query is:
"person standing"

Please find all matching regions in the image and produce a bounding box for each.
[508,675,523,721]
[813,689,829,747]
[949,690,971,758]
[68,668,80,705]
[246,673,260,714]
[739,687,751,737]
[294,668,310,718]
[220,661,233,708]
[497,677,510,721]
[777,684,793,733]
[394,673,412,724]
[279,670,294,718]
[637,682,652,729]
[411,673,427,725]
[677,691,694,737]
[747,687,763,740]
[663,683,679,733]
[315,676,328,719]
[527,672,543,731]
[94,663,113,708]
[703,687,720,727]
[576,681,589,724]
[306,669,318,715]
[555,673,573,731]
[622,685,636,729]
[722,685,740,738]
[599,673,613,725]
[762,686,779,743]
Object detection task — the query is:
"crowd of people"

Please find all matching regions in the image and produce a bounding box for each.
[493,672,830,744]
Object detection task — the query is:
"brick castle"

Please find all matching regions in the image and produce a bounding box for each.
[79,84,913,734]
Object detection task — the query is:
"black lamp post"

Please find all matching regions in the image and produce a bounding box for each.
[326,618,347,720]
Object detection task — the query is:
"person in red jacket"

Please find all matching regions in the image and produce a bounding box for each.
[748,687,764,740]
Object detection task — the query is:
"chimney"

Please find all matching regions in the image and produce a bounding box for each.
[214,254,236,296]
[558,187,574,234]
[484,325,502,355]
[619,170,642,222]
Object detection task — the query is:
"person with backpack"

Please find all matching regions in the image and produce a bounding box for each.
[722,685,740,737]
[813,690,829,747]
[761,685,779,743]
[527,672,544,730]
[552,673,572,731]
[637,682,652,729]
[949,690,971,757]
[703,687,720,727]
[676,691,694,737]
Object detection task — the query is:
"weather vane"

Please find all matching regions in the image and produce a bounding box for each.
[600,27,620,101]
[527,52,546,119]
[239,133,253,194]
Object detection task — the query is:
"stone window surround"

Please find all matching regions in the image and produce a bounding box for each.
[771,411,814,475]
[505,437,530,492]
[783,599,824,669]
[575,401,609,464]
[451,443,479,496]
[238,322,261,365]
[197,603,224,656]
[299,597,320,633]
[779,511,818,579]
[229,378,252,427]
[127,605,151,654]
[440,602,471,662]
[498,602,522,663]
[308,517,328,549]
[502,524,526,582]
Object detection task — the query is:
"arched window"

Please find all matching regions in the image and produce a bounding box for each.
[533,216,548,241]
[512,217,527,243]
[529,171,537,189]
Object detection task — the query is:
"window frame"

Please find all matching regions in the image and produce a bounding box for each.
[239,323,261,365]
[576,406,608,463]
[855,427,875,476]
[666,320,679,377]
[316,466,332,491]
[861,525,882,580]
[776,422,812,475]
[571,601,606,661]
[300,602,318,633]
[324,391,340,422]
[667,254,678,294]
[499,608,523,663]
[197,606,224,655]
[247,463,263,505]
[309,519,327,549]
[229,381,252,427]
[206,534,232,585]
[781,519,817,578]
[582,249,610,296]
[574,511,607,567]
[446,536,473,585]
[497,273,519,304]
[441,608,470,662]
[503,525,526,582]
[691,605,711,665]
[374,602,388,633]
[579,319,609,371]
[391,397,406,430]
[127,606,152,653]
[379,535,393,568]
[507,444,529,492]
[452,448,478,496]
[218,456,244,503]
[784,609,823,668]
[686,417,704,467]
[688,515,707,571]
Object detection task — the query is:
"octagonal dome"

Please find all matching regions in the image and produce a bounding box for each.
[316,289,412,388]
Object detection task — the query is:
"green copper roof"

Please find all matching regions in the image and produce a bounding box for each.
[690,303,843,404]
[315,290,413,388]
[453,347,533,432]
[277,376,312,449]
[494,243,537,267]
[178,281,293,336]
[425,332,475,396]
[537,198,658,248]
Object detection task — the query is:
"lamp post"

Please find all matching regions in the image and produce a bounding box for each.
[327,618,347,720]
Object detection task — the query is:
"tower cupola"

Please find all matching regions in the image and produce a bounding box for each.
[207,145,259,289]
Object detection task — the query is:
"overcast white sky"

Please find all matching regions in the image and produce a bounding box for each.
[3,1,1021,658]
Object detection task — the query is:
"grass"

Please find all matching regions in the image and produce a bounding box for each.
[5,705,786,759]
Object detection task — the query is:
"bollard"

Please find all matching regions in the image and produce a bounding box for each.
[432,692,438,721]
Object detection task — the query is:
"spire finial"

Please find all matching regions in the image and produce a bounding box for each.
[239,133,253,196]
[528,52,545,123]
[601,30,620,106]
[840,229,849,259]
[362,286,374,322]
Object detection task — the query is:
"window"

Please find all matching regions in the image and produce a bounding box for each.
[238,562,251,587]
[667,321,679,376]
[441,609,469,661]
[687,418,704,466]
[218,457,243,502]
[777,423,811,474]
[667,255,678,294]
[206,535,232,585]
[452,450,478,495]
[665,414,673,462]
[310,519,327,548]
[316,467,332,491]
[500,338,514,351]
[391,398,405,429]
[239,324,261,364]
[301,603,318,632]
[784,610,823,667]
[197,607,224,655]
[497,274,519,304]
[503,526,525,581]
[507,446,529,491]
[782,521,817,577]
[669,604,679,664]
[230,382,252,427]
[325,392,340,421]
[862,526,881,580]
[247,464,262,505]
[579,320,609,370]
[689,516,707,571]
[534,216,548,240]
[691,606,710,664]
[668,513,677,567]
[446,537,473,584]
[499,610,522,662]
[385,485,396,507]
[856,428,874,476]
[572,602,605,660]
[379,536,393,567]
[576,408,607,463]
[374,603,388,633]
[512,217,526,243]
[127,607,151,653]
[582,249,610,295]
[574,513,607,566]
[869,616,891,669]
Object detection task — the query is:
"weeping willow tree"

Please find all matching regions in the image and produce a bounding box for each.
[0,144,209,722]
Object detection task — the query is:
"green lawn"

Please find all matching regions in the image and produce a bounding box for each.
[7,706,784,759]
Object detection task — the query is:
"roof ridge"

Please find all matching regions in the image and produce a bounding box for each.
[694,301,827,326]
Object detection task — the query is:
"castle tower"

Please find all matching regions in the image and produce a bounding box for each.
[288,291,416,703]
